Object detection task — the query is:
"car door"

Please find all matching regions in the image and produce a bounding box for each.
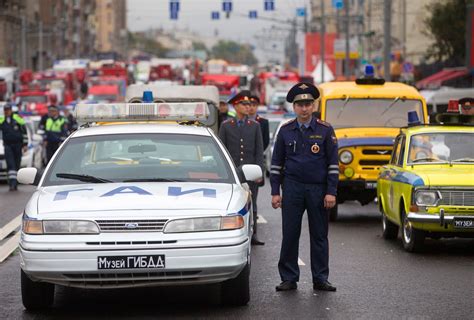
[379,134,404,222]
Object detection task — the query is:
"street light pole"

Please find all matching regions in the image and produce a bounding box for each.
[383,0,392,81]
[320,0,325,83]
[39,21,43,71]
[344,0,350,79]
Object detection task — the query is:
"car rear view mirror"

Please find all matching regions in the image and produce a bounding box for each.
[128,144,157,153]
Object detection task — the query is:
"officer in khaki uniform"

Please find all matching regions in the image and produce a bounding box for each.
[219,90,265,245]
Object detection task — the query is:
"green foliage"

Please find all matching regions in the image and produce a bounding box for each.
[211,40,258,65]
[128,32,169,57]
[424,0,472,64]
[192,41,208,53]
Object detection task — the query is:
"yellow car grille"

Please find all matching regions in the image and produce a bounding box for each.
[438,190,474,207]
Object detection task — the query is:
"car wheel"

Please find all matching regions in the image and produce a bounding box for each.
[329,204,338,222]
[401,208,425,252]
[381,209,399,240]
[221,263,250,306]
[21,270,54,310]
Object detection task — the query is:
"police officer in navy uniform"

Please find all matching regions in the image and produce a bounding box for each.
[0,104,28,191]
[271,83,339,291]
[219,90,265,245]
[249,95,270,151]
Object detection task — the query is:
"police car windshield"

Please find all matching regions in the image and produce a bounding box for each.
[408,132,474,164]
[43,133,235,186]
[326,99,424,128]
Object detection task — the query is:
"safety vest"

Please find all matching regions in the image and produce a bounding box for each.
[0,113,26,126]
[46,117,65,132]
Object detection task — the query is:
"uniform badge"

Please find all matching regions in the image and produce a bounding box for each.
[311,143,320,154]
[331,135,338,144]
[299,84,309,90]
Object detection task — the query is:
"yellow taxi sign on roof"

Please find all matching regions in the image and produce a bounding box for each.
[75,102,214,126]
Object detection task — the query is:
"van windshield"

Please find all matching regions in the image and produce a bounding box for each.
[325,99,424,128]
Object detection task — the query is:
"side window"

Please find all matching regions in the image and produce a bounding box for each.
[397,136,406,166]
[390,136,402,165]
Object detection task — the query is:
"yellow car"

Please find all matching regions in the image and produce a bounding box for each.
[377,120,474,252]
[318,73,428,220]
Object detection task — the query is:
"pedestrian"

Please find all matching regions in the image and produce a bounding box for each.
[271,83,339,291]
[218,100,232,130]
[40,105,68,163]
[219,90,265,246]
[62,105,78,134]
[0,104,28,191]
[249,95,270,151]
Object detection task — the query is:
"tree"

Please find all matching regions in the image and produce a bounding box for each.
[423,0,472,65]
[128,32,169,58]
[211,40,258,65]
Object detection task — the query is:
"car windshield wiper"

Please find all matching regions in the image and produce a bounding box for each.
[56,173,112,183]
[336,96,350,119]
[380,97,400,116]
[450,158,474,163]
[122,178,185,182]
[411,157,447,163]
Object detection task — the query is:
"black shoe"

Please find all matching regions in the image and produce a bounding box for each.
[275,281,297,291]
[313,281,336,292]
[251,236,265,246]
[9,185,16,191]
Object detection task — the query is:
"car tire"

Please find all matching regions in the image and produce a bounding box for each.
[381,209,399,240]
[21,270,54,310]
[401,208,425,252]
[221,263,250,306]
[329,204,338,222]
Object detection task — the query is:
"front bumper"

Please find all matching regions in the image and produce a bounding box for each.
[20,232,249,288]
[407,212,474,233]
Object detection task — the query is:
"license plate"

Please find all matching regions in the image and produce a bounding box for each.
[366,182,377,189]
[98,255,165,270]
[453,218,474,229]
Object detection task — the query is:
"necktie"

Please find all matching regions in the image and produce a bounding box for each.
[300,125,307,133]
[238,120,244,127]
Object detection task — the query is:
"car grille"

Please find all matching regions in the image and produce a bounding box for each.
[439,190,474,207]
[62,271,202,286]
[359,160,390,166]
[362,149,391,155]
[95,219,168,232]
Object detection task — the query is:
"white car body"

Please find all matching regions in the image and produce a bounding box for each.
[19,122,257,307]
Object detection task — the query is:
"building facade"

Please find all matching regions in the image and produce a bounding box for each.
[95,0,127,58]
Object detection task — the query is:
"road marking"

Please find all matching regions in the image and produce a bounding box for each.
[0,232,20,263]
[0,214,22,241]
[257,215,267,224]
[298,257,305,266]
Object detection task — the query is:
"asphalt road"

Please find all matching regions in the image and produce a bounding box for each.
[0,181,473,319]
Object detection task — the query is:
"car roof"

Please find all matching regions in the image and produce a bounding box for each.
[403,125,474,135]
[319,81,424,100]
[71,123,212,138]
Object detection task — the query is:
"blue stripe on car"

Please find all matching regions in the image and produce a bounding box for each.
[338,137,395,148]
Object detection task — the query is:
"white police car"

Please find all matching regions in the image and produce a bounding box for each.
[17,92,262,309]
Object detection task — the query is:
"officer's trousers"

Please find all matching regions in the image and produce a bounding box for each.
[46,142,60,163]
[248,181,259,235]
[278,178,329,283]
[4,143,22,189]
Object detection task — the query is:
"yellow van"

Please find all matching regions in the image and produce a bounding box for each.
[318,75,428,220]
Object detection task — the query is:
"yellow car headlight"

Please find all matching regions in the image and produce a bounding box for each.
[23,219,43,234]
[344,167,355,178]
[339,150,353,164]
[414,190,440,206]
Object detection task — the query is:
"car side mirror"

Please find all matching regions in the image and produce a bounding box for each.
[18,168,39,185]
[239,164,262,182]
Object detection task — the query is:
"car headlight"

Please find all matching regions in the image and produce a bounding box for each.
[414,190,440,206]
[339,150,353,164]
[22,217,100,234]
[164,216,244,233]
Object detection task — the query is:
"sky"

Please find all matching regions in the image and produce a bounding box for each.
[127,0,310,63]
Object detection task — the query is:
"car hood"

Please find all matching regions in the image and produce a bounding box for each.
[36,182,234,214]
[409,166,474,187]
[335,127,399,148]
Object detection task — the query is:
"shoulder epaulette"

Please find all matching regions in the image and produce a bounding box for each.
[317,118,331,127]
[281,118,296,128]
[222,119,235,125]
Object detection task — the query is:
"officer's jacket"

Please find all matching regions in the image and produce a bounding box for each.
[270,117,339,196]
[254,115,270,151]
[0,114,27,146]
[218,117,264,170]
[44,116,68,143]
